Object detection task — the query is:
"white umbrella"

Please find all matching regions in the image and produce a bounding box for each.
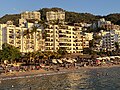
[96,57,102,60]
[66,59,73,63]
[72,59,77,62]
[62,58,67,61]
[52,59,57,64]
[4,60,8,64]
[110,56,115,59]
[57,59,63,64]
[102,57,107,60]
[106,57,110,60]
[114,56,120,58]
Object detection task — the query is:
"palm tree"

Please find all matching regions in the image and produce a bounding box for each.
[23,29,31,53]
[30,25,38,51]
[115,42,119,55]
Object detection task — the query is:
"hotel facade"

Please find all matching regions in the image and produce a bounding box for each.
[0,21,45,53]
[44,24,93,54]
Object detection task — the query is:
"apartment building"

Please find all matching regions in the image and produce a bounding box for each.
[0,22,45,53]
[92,18,120,31]
[45,24,59,52]
[99,30,118,51]
[46,11,65,23]
[101,24,120,30]
[0,24,7,50]
[113,30,120,48]
[92,18,111,29]
[59,25,82,53]
[21,11,41,21]
[44,24,92,54]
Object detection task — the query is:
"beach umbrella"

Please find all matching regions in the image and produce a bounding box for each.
[62,58,67,61]
[40,64,45,68]
[110,56,115,59]
[96,60,101,64]
[66,59,73,63]
[105,57,110,60]
[57,59,63,64]
[4,60,8,64]
[96,57,102,60]
[13,63,23,67]
[102,57,107,60]
[52,59,57,64]
[72,59,77,62]
[114,56,120,58]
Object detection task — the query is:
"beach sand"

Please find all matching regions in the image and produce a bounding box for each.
[0,64,120,80]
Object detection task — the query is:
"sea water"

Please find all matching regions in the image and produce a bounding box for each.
[0,66,120,90]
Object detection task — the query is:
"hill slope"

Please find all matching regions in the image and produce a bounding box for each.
[0,7,120,25]
[0,14,20,25]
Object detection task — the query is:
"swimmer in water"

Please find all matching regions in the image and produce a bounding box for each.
[12,85,14,88]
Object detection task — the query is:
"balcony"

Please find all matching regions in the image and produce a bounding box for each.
[9,31,14,33]
[9,39,14,43]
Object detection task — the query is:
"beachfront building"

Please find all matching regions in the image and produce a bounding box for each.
[44,24,92,54]
[0,24,7,50]
[21,11,41,21]
[46,11,65,23]
[99,30,119,51]
[59,25,83,53]
[45,25,59,52]
[114,30,120,47]
[0,21,45,53]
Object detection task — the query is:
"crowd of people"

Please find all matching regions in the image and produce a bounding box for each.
[0,56,120,75]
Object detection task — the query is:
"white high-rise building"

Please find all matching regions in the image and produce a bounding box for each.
[21,11,41,21]
[0,22,45,53]
[99,30,119,51]
[46,11,65,23]
[44,24,92,54]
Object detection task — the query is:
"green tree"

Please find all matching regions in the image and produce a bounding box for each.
[1,43,21,62]
[115,42,119,50]
[115,42,119,55]
[57,47,67,56]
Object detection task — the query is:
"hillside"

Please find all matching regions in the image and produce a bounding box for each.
[0,7,120,25]
[38,7,99,23]
[104,13,120,25]
[0,14,20,25]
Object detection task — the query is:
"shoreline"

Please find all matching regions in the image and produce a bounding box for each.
[0,64,120,80]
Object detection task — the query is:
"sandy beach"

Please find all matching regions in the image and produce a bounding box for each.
[0,64,120,80]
